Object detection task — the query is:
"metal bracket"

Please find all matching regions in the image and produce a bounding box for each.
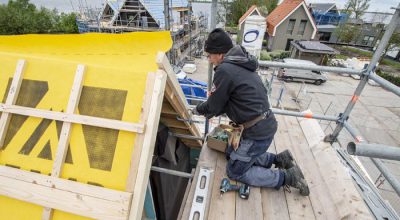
[323,134,336,143]
[324,113,347,143]
[189,167,212,220]
[337,113,349,123]
[169,132,204,141]
[176,116,202,124]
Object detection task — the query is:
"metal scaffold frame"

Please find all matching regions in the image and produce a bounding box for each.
[257,4,400,218]
[260,1,400,189]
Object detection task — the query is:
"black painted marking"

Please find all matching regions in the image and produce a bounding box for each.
[78,86,127,171]
[2,79,48,149]
[18,118,52,155]
[38,140,52,160]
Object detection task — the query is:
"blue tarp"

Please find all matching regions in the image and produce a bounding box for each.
[312,11,348,25]
[178,78,207,104]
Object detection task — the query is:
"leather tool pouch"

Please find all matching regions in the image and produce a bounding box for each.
[228,123,244,151]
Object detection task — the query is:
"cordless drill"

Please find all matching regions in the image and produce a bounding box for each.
[220,178,250,199]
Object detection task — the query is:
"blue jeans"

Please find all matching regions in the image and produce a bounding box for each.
[226,138,284,189]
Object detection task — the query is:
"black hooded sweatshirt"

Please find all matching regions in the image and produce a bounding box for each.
[196,46,278,140]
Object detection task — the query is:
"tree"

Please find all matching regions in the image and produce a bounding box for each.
[334,23,361,44]
[226,0,278,27]
[52,13,79,33]
[0,0,78,35]
[344,0,370,19]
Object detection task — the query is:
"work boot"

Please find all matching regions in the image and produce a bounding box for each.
[283,166,310,196]
[275,149,295,169]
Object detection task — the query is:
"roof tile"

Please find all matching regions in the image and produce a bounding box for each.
[239,5,258,25]
[266,0,304,36]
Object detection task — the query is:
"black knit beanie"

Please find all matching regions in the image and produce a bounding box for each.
[204,28,233,54]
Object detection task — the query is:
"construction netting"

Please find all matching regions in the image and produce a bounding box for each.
[0,32,172,219]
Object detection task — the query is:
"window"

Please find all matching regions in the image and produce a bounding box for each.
[298,20,307,35]
[362,36,375,46]
[287,19,296,34]
[319,32,331,41]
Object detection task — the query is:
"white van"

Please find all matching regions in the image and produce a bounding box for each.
[277,58,328,85]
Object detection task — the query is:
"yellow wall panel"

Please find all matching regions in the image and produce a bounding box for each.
[0,32,172,219]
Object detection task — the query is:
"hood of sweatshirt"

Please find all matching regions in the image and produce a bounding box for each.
[222,45,258,72]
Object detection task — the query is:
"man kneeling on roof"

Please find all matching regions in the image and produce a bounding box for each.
[192,28,309,196]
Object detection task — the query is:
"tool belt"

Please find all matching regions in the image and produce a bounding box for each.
[229,110,271,151]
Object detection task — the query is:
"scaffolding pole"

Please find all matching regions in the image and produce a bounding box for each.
[343,122,400,197]
[151,166,193,179]
[205,0,218,135]
[271,108,338,121]
[347,142,400,161]
[369,73,400,97]
[326,3,400,142]
[164,0,170,30]
[258,60,363,75]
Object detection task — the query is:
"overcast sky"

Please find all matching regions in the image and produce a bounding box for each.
[0,0,398,13]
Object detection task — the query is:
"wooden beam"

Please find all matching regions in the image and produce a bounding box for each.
[156,52,202,143]
[181,139,203,148]
[0,104,144,133]
[160,117,188,129]
[127,70,167,220]
[161,101,178,115]
[168,127,192,135]
[126,71,156,192]
[0,165,131,220]
[0,59,25,148]
[42,65,85,220]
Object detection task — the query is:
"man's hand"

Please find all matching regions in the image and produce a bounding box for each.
[191,107,201,116]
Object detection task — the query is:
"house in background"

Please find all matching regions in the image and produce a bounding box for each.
[309,3,348,43]
[309,3,344,25]
[77,0,206,65]
[350,19,384,48]
[266,0,317,51]
[347,12,392,48]
[238,5,263,38]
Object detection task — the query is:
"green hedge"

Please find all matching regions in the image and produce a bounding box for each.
[377,70,400,87]
[259,50,290,61]
[260,50,271,61]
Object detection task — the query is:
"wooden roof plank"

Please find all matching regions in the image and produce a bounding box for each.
[236,182,263,220]
[261,140,290,220]
[278,115,341,219]
[275,115,316,220]
[180,143,218,219]
[208,153,236,219]
[298,116,373,219]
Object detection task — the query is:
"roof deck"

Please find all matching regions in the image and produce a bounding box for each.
[179,115,373,219]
